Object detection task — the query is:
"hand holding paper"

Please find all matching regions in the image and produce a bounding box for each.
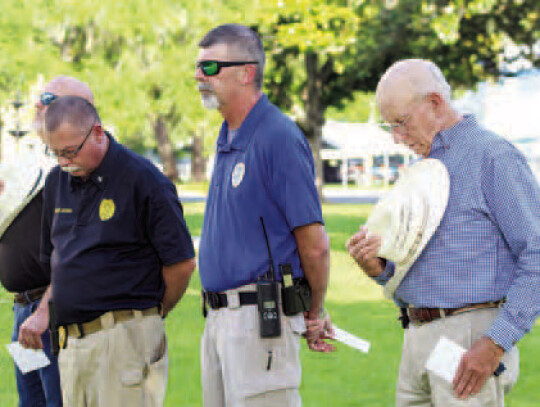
[6,342,50,374]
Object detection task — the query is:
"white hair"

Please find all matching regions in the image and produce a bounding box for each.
[377,59,452,103]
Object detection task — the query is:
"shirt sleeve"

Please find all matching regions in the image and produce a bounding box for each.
[145,180,195,266]
[270,127,323,229]
[481,149,540,351]
[372,260,395,286]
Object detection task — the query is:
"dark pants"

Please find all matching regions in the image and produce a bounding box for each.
[12,301,62,407]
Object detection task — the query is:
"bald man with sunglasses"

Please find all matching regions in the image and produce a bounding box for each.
[0,76,93,407]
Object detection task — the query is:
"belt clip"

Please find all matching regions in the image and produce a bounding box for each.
[202,291,208,318]
[226,292,240,309]
[76,323,85,339]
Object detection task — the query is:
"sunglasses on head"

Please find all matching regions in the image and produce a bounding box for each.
[40,92,58,106]
[197,60,258,76]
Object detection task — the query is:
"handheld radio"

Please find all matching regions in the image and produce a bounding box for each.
[257,217,281,338]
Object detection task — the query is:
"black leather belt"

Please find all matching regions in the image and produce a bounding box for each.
[14,286,48,305]
[203,290,258,309]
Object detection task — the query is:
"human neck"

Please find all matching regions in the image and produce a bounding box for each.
[439,107,463,133]
[221,91,262,130]
[84,135,110,179]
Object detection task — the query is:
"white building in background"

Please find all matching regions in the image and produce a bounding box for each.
[322,120,414,187]
[323,70,540,186]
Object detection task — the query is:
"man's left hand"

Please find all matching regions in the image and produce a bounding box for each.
[304,311,335,353]
[18,308,49,350]
[453,336,504,398]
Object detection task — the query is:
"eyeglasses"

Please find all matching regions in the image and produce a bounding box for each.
[40,92,58,106]
[47,123,95,160]
[380,96,428,134]
[380,114,413,134]
[196,60,258,76]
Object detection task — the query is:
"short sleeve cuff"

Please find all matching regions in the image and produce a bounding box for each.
[160,248,196,267]
[290,215,324,231]
[372,260,394,286]
[484,317,525,352]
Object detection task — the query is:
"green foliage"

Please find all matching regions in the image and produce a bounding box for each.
[0,0,538,157]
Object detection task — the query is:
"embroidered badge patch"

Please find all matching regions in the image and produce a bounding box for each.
[231,163,245,188]
[99,199,115,221]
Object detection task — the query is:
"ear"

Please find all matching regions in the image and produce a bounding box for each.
[93,124,106,142]
[240,64,257,86]
[425,92,444,111]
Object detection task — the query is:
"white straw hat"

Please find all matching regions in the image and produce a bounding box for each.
[0,148,55,238]
[365,158,450,299]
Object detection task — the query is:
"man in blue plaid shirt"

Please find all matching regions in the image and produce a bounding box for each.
[348,59,540,406]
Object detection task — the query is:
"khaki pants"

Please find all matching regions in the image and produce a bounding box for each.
[201,285,305,407]
[396,308,519,407]
[59,312,168,407]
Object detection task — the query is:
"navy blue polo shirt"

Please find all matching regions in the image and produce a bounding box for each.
[41,134,195,325]
[199,95,323,292]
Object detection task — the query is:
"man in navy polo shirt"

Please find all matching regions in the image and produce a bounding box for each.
[40,96,195,406]
[7,76,94,407]
[196,24,333,406]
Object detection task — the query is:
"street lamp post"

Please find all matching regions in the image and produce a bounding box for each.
[7,92,30,156]
[9,92,30,141]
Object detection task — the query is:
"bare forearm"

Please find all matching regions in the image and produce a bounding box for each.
[294,223,330,317]
[302,250,329,317]
[161,258,196,317]
[37,286,52,314]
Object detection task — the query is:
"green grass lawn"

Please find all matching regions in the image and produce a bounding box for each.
[0,203,538,406]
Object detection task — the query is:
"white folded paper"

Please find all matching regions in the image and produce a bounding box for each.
[425,336,465,383]
[332,326,371,353]
[6,342,50,374]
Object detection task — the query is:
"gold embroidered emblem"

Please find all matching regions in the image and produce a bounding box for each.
[99,199,115,221]
[58,326,67,349]
[54,208,73,214]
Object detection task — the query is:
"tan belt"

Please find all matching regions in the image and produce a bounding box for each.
[63,306,160,338]
[408,300,503,325]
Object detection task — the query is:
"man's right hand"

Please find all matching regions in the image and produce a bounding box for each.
[346,226,385,277]
[18,307,49,349]
[304,311,335,353]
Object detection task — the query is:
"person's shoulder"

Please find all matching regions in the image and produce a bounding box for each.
[117,144,174,191]
[257,103,308,149]
[474,126,523,160]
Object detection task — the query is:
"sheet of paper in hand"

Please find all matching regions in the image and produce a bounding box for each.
[332,326,371,353]
[425,336,466,383]
[6,342,50,374]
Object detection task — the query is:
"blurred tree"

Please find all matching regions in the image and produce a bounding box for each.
[255,0,538,198]
[1,0,537,183]
[257,0,361,195]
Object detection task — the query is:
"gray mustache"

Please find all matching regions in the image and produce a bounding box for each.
[198,84,214,92]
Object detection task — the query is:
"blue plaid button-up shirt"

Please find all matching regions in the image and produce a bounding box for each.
[376,115,540,351]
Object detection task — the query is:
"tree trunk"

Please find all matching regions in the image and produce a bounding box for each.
[153,114,178,182]
[305,52,325,201]
[191,130,206,182]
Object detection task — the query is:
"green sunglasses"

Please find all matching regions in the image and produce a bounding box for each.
[197,60,258,76]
